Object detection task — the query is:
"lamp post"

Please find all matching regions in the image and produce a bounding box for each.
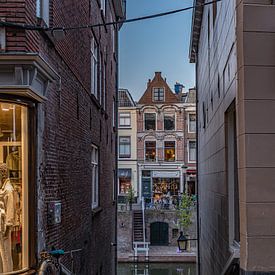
[177,231,187,252]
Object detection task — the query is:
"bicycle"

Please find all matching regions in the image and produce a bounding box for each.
[38,248,82,275]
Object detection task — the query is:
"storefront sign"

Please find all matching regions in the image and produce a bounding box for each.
[152,171,180,178]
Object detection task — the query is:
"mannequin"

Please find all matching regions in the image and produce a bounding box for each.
[0,163,14,272]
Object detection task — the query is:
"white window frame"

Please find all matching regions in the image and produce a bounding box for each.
[119,136,131,158]
[188,113,196,133]
[144,140,157,162]
[112,24,116,54]
[152,87,165,102]
[91,145,99,209]
[164,113,175,131]
[119,112,131,128]
[36,0,50,26]
[91,37,98,97]
[144,112,156,131]
[164,140,176,162]
[188,140,196,163]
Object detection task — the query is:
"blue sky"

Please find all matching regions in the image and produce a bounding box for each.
[119,0,195,101]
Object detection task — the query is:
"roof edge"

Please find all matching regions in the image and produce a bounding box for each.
[189,0,204,63]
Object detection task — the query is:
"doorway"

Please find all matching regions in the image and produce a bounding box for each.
[150,222,169,245]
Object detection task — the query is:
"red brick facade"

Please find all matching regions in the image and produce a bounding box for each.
[0,1,124,274]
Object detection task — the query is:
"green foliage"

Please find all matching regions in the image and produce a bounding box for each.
[177,193,193,234]
[126,186,135,205]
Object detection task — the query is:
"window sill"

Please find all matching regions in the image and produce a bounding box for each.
[92,206,103,217]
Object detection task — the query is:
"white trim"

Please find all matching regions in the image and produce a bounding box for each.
[163,112,176,131]
[91,145,99,209]
[152,87,165,102]
[144,139,157,162]
[143,112,157,131]
[188,113,196,133]
[163,139,176,162]
[119,112,131,128]
[187,140,196,163]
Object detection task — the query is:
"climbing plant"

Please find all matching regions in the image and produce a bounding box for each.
[177,193,193,234]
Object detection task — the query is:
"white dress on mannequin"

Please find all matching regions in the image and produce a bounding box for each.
[0,178,14,272]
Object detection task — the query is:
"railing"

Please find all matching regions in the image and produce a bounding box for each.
[141,196,146,242]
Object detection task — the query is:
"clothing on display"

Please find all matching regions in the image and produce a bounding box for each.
[0,178,15,272]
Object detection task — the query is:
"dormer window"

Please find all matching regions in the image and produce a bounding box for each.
[153,87,164,102]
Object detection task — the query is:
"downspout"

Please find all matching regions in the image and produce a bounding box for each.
[195,49,201,275]
[114,19,120,275]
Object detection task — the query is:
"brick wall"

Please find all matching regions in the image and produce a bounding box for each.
[1,1,118,274]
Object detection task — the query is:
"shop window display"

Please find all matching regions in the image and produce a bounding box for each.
[118,169,131,194]
[0,102,28,272]
[152,178,179,202]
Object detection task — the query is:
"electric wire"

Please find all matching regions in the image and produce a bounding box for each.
[0,0,221,32]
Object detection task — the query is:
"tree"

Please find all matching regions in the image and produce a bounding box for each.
[177,193,193,234]
[126,186,135,210]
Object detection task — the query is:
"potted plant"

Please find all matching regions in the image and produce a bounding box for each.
[176,193,193,251]
[126,186,135,211]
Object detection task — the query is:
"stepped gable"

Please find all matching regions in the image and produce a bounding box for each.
[138,72,180,104]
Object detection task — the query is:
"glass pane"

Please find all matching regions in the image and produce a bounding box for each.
[145,141,156,161]
[164,141,175,161]
[144,113,156,130]
[0,102,28,272]
[164,114,175,130]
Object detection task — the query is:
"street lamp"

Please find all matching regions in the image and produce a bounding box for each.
[177,231,187,252]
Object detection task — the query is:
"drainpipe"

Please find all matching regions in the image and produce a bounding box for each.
[194,49,201,275]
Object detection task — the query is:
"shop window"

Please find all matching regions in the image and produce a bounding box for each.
[153,88,164,102]
[145,141,156,162]
[91,37,99,97]
[188,114,196,133]
[164,114,175,131]
[144,113,156,131]
[119,136,131,158]
[188,141,196,162]
[119,113,131,127]
[164,141,175,162]
[0,102,29,272]
[118,169,132,195]
[91,145,99,209]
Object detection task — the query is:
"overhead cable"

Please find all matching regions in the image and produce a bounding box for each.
[0,0,221,32]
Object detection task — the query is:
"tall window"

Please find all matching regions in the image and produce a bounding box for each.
[212,1,217,26]
[226,103,240,245]
[144,113,156,131]
[188,114,196,132]
[100,0,106,15]
[91,145,99,209]
[153,88,164,102]
[118,169,132,195]
[36,0,49,26]
[119,136,131,158]
[164,114,175,131]
[0,102,29,271]
[103,61,106,109]
[164,141,175,162]
[119,113,131,127]
[91,38,98,97]
[145,141,156,162]
[188,141,196,162]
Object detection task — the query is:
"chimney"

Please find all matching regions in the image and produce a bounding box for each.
[174,82,185,94]
[147,79,151,88]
